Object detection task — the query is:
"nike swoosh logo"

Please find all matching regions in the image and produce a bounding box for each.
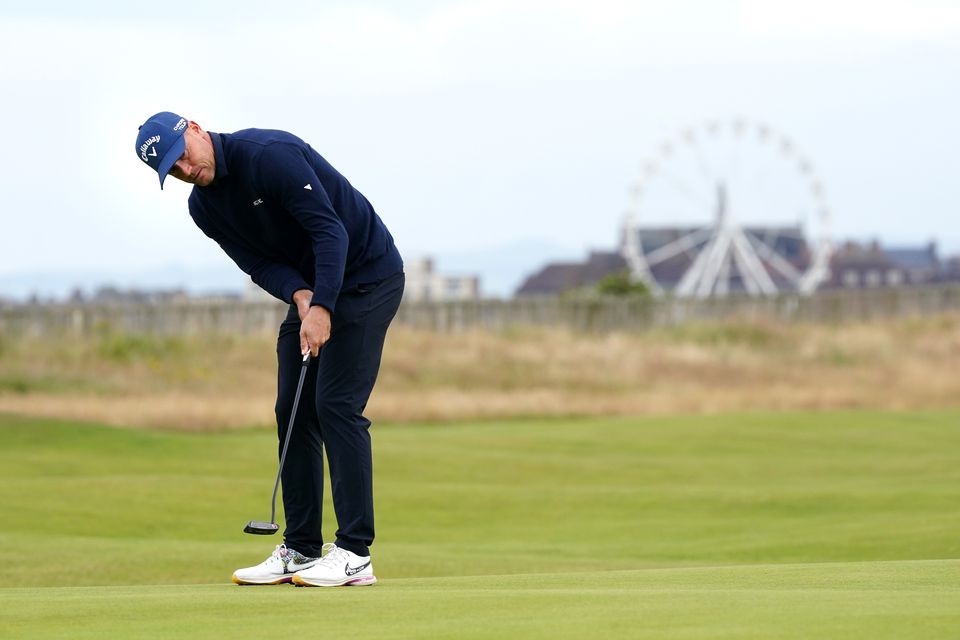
[287,559,318,572]
[345,561,370,576]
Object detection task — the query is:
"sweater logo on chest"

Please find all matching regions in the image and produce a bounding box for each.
[252,198,264,206]
[303,183,312,190]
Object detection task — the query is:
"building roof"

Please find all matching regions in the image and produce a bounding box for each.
[517,225,811,296]
[634,225,811,291]
[516,251,627,295]
[519,228,954,297]
[883,243,938,269]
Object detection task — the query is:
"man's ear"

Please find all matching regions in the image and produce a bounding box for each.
[188,120,203,134]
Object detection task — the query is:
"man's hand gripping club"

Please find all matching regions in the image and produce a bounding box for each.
[293,289,331,357]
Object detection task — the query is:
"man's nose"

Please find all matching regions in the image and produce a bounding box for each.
[174,159,189,175]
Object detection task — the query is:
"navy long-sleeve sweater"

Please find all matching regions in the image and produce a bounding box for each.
[187,129,403,312]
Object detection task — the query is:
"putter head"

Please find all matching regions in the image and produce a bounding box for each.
[243,520,280,535]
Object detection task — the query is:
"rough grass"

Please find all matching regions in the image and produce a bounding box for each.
[0,411,958,638]
[1,315,959,429]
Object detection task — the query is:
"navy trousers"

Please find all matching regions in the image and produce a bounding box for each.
[276,271,404,558]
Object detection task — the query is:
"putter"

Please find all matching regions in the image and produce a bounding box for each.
[244,351,312,535]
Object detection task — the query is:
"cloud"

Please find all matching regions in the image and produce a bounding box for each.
[0,0,958,286]
[738,0,960,38]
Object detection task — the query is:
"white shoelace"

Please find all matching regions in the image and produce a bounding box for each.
[263,544,289,569]
[316,542,349,568]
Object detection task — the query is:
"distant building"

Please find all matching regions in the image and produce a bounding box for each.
[941,255,960,283]
[81,286,192,304]
[61,286,241,305]
[823,242,901,289]
[517,225,811,296]
[243,279,279,303]
[885,242,940,284]
[516,251,627,296]
[627,225,811,293]
[517,231,954,296]
[823,241,940,289]
[404,257,481,302]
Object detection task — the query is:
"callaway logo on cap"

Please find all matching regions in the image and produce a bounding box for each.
[135,111,189,189]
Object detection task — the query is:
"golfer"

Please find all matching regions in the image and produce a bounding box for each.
[135,112,404,587]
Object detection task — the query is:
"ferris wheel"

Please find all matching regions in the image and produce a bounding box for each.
[621,119,832,298]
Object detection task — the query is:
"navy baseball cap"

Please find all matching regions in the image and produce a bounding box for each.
[135,111,189,189]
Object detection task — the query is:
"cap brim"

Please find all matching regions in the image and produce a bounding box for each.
[157,136,186,190]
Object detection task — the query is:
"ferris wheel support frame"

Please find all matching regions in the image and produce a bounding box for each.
[621,118,833,298]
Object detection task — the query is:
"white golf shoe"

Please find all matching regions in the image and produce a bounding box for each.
[231,544,320,585]
[292,543,377,587]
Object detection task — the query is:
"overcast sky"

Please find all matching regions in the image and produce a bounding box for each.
[1,0,958,297]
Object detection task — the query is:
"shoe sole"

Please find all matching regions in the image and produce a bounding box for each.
[231,573,294,585]
[291,574,377,587]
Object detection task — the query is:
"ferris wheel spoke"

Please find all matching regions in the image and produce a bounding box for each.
[656,167,715,212]
[643,227,713,266]
[676,232,718,297]
[727,120,744,193]
[732,229,779,294]
[691,140,718,187]
[716,251,732,296]
[630,121,831,298]
[744,231,802,284]
[697,232,734,297]
[748,163,783,225]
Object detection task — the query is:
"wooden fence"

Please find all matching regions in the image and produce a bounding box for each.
[2,286,960,337]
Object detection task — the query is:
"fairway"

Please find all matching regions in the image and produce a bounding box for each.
[1,411,958,638]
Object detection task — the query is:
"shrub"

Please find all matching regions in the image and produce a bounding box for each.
[595,271,651,297]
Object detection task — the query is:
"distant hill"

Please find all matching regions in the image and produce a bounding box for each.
[430,239,583,298]
[0,239,583,302]
[0,264,244,302]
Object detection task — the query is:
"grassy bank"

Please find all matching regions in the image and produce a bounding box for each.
[1,314,959,429]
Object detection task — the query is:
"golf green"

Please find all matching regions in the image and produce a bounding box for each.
[0,411,958,638]
[2,560,958,639]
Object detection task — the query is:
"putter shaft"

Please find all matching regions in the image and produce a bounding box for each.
[246,352,311,534]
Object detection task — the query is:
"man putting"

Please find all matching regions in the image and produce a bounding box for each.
[135,112,404,587]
